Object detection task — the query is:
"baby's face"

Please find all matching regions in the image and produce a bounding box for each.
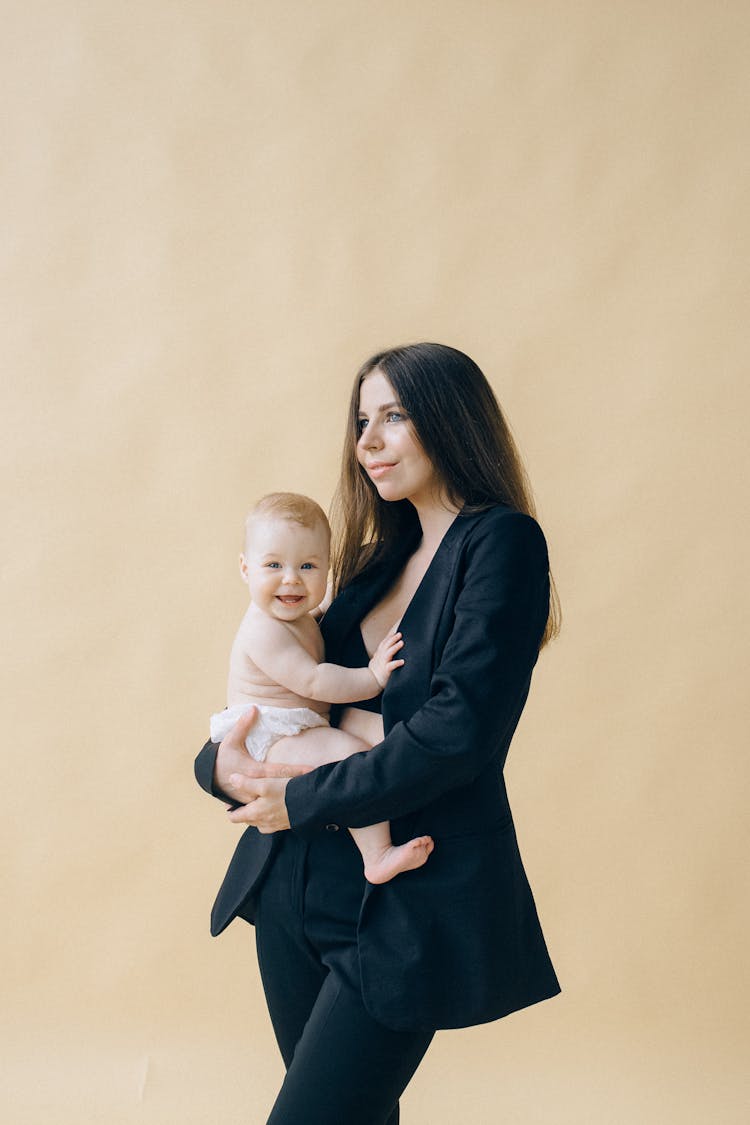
[240,515,329,622]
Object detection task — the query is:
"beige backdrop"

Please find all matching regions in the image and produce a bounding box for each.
[2,1,748,1122]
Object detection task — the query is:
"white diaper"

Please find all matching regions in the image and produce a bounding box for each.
[209,702,329,762]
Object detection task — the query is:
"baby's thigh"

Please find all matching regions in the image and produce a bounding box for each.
[266,726,368,767]
[339,707,384,747]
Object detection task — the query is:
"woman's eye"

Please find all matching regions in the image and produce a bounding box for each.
[385,411,404,423]
[356,418,368,435]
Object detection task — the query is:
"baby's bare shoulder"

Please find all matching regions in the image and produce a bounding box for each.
[236,607,298,654]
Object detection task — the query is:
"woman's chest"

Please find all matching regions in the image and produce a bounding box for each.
[359,549,434,656]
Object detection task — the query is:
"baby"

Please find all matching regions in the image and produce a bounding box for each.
[210,492,434,884]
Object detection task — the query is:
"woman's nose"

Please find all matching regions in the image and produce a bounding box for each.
[359,422,383,450]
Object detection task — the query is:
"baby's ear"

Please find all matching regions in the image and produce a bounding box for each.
[239,553,249,583]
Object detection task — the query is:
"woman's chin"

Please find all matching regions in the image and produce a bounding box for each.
[372,482,407,503]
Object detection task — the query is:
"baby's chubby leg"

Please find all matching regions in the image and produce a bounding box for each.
[265,725,367,767]
[267,728,433,884]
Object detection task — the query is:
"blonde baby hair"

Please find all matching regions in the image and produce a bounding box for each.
[245,492,331,543]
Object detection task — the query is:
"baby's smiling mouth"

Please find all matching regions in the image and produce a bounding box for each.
[277,595,305,604]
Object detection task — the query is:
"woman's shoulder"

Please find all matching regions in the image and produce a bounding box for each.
[455,505,549,581]
[460,503,547,547]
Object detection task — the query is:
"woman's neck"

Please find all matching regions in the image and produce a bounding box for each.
[411,496,462,554]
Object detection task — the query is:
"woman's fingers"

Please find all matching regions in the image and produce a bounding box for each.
[213,707,259,793]
[227,795,265,823]
[226,705,260,747]
[227,772,264,803]
[226,757,311,782]
[227,760,310,793]
[226,778,292,832]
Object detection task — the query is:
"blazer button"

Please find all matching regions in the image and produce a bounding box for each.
[325,823,340,832]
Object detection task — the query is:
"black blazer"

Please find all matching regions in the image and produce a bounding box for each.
[195,505,561,1030]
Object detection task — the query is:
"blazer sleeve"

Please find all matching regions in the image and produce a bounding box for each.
[285,510,550,835]
[194,739,242,809]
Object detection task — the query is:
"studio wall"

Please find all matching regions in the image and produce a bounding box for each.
[2,2,748,1121]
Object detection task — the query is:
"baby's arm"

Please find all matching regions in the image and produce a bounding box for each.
[248,618,404,704]
[367,629,405,692]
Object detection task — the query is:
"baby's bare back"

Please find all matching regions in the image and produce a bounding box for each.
[227,605,328,714]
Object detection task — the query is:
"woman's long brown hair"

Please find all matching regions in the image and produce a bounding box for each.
[329,343,561,648]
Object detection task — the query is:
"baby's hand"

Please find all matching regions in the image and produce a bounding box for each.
[369,628,405,689]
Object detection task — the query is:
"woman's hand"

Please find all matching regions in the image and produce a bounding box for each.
[225,773,293,832]
[215,706,311,833]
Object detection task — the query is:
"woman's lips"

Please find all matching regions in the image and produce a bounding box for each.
[367,462,396,479]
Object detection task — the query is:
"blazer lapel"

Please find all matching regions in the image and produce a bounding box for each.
[383,511,482,729]
[321,510,487,728]
[320,526,420,654]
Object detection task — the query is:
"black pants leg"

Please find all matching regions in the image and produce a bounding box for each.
[255,831,434,1125]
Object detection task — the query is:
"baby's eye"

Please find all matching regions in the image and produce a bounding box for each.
[265,562,282,569]
[300,562,316,570]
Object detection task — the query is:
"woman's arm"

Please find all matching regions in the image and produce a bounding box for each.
[284,510,550,834]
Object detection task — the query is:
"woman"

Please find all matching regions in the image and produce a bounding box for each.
[195,342,562,1124]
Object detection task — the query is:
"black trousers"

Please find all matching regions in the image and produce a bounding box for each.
[255,829,435,1125]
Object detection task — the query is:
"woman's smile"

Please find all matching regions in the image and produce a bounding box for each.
[366,460,397,478]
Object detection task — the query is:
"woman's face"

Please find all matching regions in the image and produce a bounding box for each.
[356,369,441,509]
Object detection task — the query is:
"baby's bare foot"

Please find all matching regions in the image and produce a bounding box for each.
[364,836,434,885]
